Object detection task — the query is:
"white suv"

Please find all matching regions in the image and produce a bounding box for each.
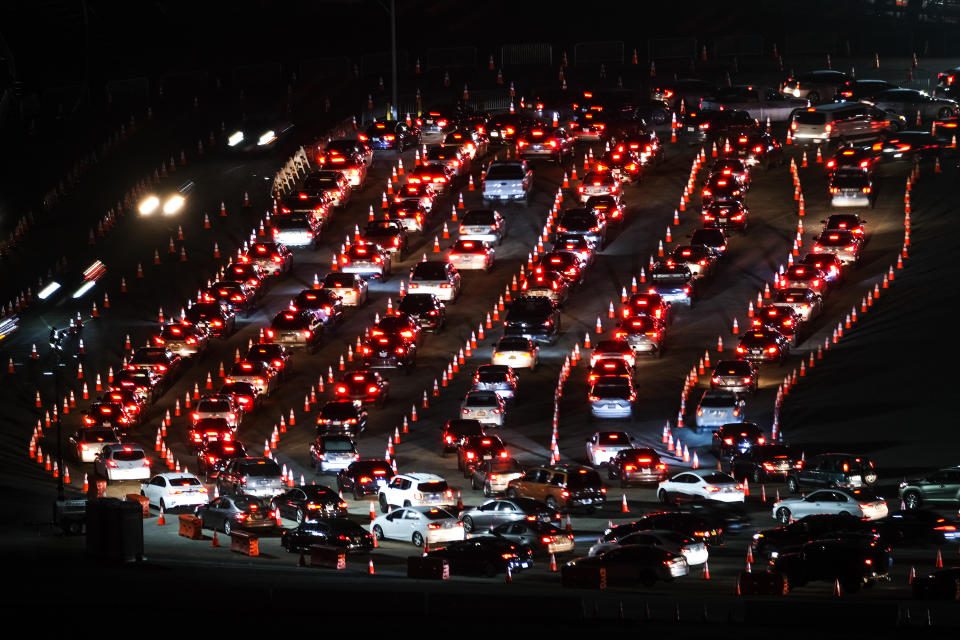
[378,473,454,513]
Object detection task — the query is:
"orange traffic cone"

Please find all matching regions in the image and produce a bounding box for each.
[621,494,629,513]
[158,506,166,525]
[368,559,376,575]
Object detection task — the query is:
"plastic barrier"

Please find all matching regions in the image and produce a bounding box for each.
[125,494,149,517]
[407,556,449,580]
[309,545,346,569]
[229,530,259,556]
[560,565,607,590]
[177,514,203,540]
[88,478,107,499]
[737,571,788,595]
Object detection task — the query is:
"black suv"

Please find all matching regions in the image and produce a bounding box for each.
[770,538,891,593]
[442,419,486,454]
[316,400,367,438]
[504,296,560,344]
[786,453,878,493]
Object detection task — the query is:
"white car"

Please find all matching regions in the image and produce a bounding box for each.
[140,472,209,510]
[657,471,745,504]
[586,431,635,466]
[771,288,823,323]
[447,239,494,271]
[321,273,369,307]
[93,444,152,483]
[192,395,240,428]
[408,261,461,302]
[460,390,505,427]
[371,506,465,547]
[459,209,506,245]
[378,472,454,513]
[491,336,539,370]
[772,489,889,524]
[588,529,709,566]
[70,427,121,463]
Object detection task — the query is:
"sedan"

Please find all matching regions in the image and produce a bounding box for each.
[564,545,688,587]
[491,336,540,370]
[588,529,709,566]
[710,359,758,394]
[447,239,494,272]
[869,88,957,123]
[280,519,375,554]
[340,242,391,280]
[694,389,745,431]
[459,497,560,533]
[371,506,465,547]
[140,472,208,510]
[735,329,790,364]
[487,521,574,556]
[470,364,518,401]
[772,489,889,524]
[607,448,668,487]
[772,288,823,323]
[658,471,745,504]
[321,273,368,307]
[195,496,277,534]
[460,390,505,426]
[70,427,121,463]
[459,209,506,245]
[425,537,533,577]
[408,261,461,302]
[272,486,347,524]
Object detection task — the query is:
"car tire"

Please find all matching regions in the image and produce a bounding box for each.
[658,489,673,504]
[786,477,799,493]
[223,519,232,535]
[903,491,921,510]
[484,562,498,578]
[462,516,475,533]
[412,531,424,547]
[373,525,384,540]
[753,468,763,484]
[378,494,389,513]
[483,484,492,498]
[776,507,791,524]
[295,509,304,524]
[506,487,518,499]
[938,107,953,120]
[403,500,412,508]
[545,496,558,510]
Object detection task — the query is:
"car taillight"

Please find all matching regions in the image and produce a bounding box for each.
[767,346,778,354]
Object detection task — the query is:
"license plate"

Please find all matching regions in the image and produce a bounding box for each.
[687,126,695,132]
[379,351,387,357]
[719,218,727,223]
[483,455,493,460]
[752,349,762,355]
[508,355,516,360]
[476,411,487,416]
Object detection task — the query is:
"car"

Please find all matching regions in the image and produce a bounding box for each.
[780,70,850,104]
[695,390,745,431]
[222,261,266,295]
[577,170,621,203]
[378,473,455,513]
[81,401,132,431]
[912,567,960,600]
[458,434,509,476]
[555,208,606,248]
[690,227,729,258]
[425,143,469,177]
[482,160,533,206]
[318,138,373,167]
[367,312,421,345]
[225,360,280,396]
[332,370,389,407]
[710,359,758,394]
[439,417,487,454]
[459,390,506,427]
[128,347,182,381]
[681,109,758,144]
[272,486,346,523]
[204,280,256,313]
[517,125,574,162]
[396,182,439,214]
[217,457,284,498]
[316,400,367,438]
[320,273,368,307]
[507,464,607,513]
[486,112,532,143]
[652,78,718,111]
[339,241,391,280]
[771,288,823,323]
[280,519,374,554]
[112,368,163,405]
[447,239,495,272]
[800,253,844,285]
[362,219,408,258]
[711,422,766,459]
[565,545,688,586]
[649,262,695,306]
[385,200,429,233]
[185,301,236,338]
[280,184,332,221]
[823,212,868,238]
[336,459,394,499]
[670,244,716,279]
[589,338,636,370]
[217,382,261,413]
[359,119,420,150]
[874,510,960,547]
[754,304,803,346]
[99,387,144,425]
[595,149,642,184]
[868,88,958,123]
[587,358,633,384]
[735,329,790,364]
[601,512,724,547]
[585,194,626,226]
[70,427,121,463]
[140,472,208,510]
[309,434,359,474]
[459,208,506,245]
[700,85,809,122]
[196,440,247,480]
[770,538,891,592]
[702,201,748,233]
[486,520,574,556]
[93,444,151,483]
[323,154,366,188]
[225,115,292,152]
[588,529,709,567]
[835,79,898,102]
[658,471,745,504]
[470,458,525,497]
[195,496,277,534]
[187,417,236,451]
[829,169,874,208]
[408,261,461,301]
[534,250,586,285]
[270,213,322,248]
[397,293,445,332]
[899,466,960,510]
[426,537,533,576]
[789,102,900,146]
[786,453,879,493]
[751,512,877,559]
[459,497,559,534]
[554,233,597,267]
[710,158,752,188]
[242,240,293,277]
[607,448,667,487]
[825,144,882,175]
[614,316,665,357]
[470,364,518,402]
[245,342,293,381]
[585,431,635,467]
[520,270,569,307]
[589,377,636,421]
[289,290,342,330]
[727,131,784,169]
[152,322,208,358]
[812,228,863,266]
[503,296,560,345]
[360,333,416,372]
[872,130,945,161]
[701,173,746,209]
[408,162,453,194]
[778,265,829,297]
[444,128,487,159]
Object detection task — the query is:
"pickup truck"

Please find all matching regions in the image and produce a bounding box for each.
[699,86,808,122]
[482,160,532,207]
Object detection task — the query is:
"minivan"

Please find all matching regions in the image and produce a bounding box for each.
[789,103,899,145]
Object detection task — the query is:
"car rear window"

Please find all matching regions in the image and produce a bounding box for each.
[489,460,522,473]
[272,313,308,329]
[486,165,525,180]
[567,470,603,489]
[199,399,232,412]
[113,449,145,461]
[412,263,448,280]
[701,473,734,484]
[830,174,869,189]
[80,429,117,442]
[169,477,202,487]
[462,211,495,225]
[592,383,632,399]
[700,393,737,407]
[418,481,449,493]
[320,403,359,420]
[423,508,452,520]
[793,111,828,125]
[323,275,355,288]
[239,460,281,477]
[598,433,628,445]
[476,371,509,383]
[497,337,532,351]
[274,215,311,229]
[322,438,355,452]
[399,295,435,313]
[466,393,498,406]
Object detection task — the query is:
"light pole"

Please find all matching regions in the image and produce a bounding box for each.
[390,0,398,119]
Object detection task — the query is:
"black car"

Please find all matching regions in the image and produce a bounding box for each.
[703,200,749,235]
[835,79,898,102]
[649,261,696,307]
[681,109,757,144]
[316,401,367,438]
[197,440,247,479]
[280,519,374,554]
[873,130,944,162]
[729,443,801,483]
[188,417,236,451]
[128,347,183,382]
[397,293,446,332]
[205,281,256,313]
[607,448,667,487]
[113,368,163,404]
[186,301,236,338]
[360,120,420,151]
[360,333,416,372]
[245,342,293,381]
[913,567,960,600]
[565,545,687,587]
[271,486,347,524]
[362,219,408,258]
[218,381,262,413]
[751,512,878,559]
[336,459,394,499]
[425,537,533,577]
[292,288,343,327]
[601,512,724,547]
[873,510,960,547]
[690,227,730,256]
[442,418,486,454]
[711,423,766,459]
[702,172,746,208]
[771,538,891,592]
[726,131,783,169]
[503,296,560,344]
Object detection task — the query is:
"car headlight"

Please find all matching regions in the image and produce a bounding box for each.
[228,131,244,147]
[258,130,276,146]
[163,194,185,215]
[138,195,160,215]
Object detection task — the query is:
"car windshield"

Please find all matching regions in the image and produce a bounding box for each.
[486,165,525,180]
[418,481,448,493]
[239,460,281,477]
[320,403,358,420]
[399,295,435,313]
[322,437,355,452]
[412,263,449,280]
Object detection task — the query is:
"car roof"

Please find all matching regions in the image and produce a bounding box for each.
[401,472,445,482]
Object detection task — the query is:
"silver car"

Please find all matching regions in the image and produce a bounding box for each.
[217,457,284,498]
[408,261,461,302]
[459,497,559,533]
[70,427,121,463]
[780,70,850,104]
[459,208,507,245]
[772,288,823,323]
[482,160,532,206]
[869,88,958,123]
[589,378,635,420]
[460,390,505,427]
[829,169,873,208]
[470,364,518,401]
[93,444,151,483]
[710,359,758,394]
[470,458,525,496]
[695,389,745,431]
[700,85,809,121]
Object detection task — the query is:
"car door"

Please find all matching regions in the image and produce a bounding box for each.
[402,509,422,539]
[831,491,856,516]
[385,476,405,505]
[472,501,499,528]
[143,476,164,505]
[923,471,953,501]
[382,509,405,539]
[495,500,523,526]
[803,490,831,517]
[208,497,229,528]
[286,488,307,517]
